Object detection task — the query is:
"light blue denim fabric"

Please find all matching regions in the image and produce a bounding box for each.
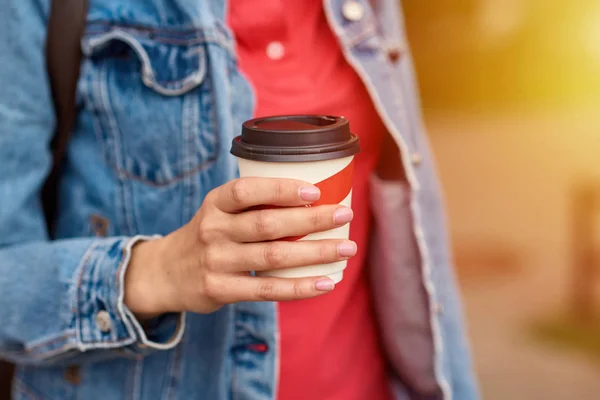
[0,0,479,399]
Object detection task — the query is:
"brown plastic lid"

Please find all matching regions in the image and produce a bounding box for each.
[230,115,360,162]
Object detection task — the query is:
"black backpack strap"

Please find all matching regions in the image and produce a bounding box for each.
[0,2,91,395]
[42,0,90,234]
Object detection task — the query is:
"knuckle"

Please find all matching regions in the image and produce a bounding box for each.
[198,219,224,244]
[231,179,251,206]
[203,246,221,271]
[273,180,285,202]
[293,282,305,298]
[257,281,277,301]
[310,209,322,228]
[317,244,330,263]
[254,210,277,237]
[201,274,220,303]
[204,189,218,205]
[196,212,226,243]
[196,222,212,243]
[262,242,288,268]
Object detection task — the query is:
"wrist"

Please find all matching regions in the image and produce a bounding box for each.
[124,236,176,320]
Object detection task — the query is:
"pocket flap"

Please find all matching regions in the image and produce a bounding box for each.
[83,28,207,96]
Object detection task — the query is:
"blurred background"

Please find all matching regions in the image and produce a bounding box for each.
[403,0,600,398]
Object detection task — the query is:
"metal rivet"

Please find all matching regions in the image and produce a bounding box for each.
[90,214,109,237]
[64,365,81,385]
[388,49,401,63]
[411,152,423,166]
[342,1,365,22]
[388,45,404,63]
[95,310,112,333]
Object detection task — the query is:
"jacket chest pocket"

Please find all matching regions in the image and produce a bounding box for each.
[80,25,221,185]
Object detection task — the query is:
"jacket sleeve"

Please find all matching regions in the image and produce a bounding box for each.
[0,0,184,366]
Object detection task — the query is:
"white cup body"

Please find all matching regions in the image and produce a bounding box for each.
[237,156,354,283]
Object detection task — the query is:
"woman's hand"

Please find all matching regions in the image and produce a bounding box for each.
[124,177,356,318]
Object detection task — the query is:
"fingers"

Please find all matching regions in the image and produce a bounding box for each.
[204,274,337,304]
[212,177,321,213]
[229,205,354,242]
[210,239,357,272]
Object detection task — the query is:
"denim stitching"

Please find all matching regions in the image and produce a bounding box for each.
[156,2,168,26]
[232,352,238,400]
[75,242,97,346]
[85,21,226,36]
[390,53,418,150]
[97,59,126,231]
[85,56,126,234]
[86,30,208,97]
[86,30,234,54]
[131,359,143,400]
[3,342,77,363]
[97,60,137,235]
[13,378,47,400]
[28,344,77,361]
[84,23,235,55]
[93,60,119,169]
[181,82,192,196]
[85,56,130,235]
[378,33,449,398]
[375,26,451,400]
[206,64,221,177]
[346,23,378,49]
[83,39,218,186]
[125,359,135,400]
[322,4,450,399]
[181,86,196,223]
[113,157,218,187]
[82,61,111,168]
[164,335,185,399]
[25,331,76,352]
[130,177,143,235]
[115,240,143,342]
[72,241,137,349]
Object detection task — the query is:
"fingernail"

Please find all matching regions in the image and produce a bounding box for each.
[338,241,357,258]
[300,186,321,202]
[333,207,354,225]
[315,278,335,291]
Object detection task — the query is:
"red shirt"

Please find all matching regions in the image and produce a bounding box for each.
[229,2,392,399]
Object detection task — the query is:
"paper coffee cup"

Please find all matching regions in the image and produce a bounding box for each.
[230,115,360,283]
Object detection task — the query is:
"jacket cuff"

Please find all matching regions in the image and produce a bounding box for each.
[74,236,185,353]
[124,311,186,355]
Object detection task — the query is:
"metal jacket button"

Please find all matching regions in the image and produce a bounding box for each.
[342,1,365,22]
[95,310,112,333]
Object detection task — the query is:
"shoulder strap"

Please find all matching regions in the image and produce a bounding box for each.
[0,2,91,394]
[42,0,89,234]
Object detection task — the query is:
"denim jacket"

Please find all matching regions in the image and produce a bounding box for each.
[0,0,478,399]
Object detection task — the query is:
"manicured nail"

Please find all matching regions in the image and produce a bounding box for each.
[333,207,354,225]
[315,278,335,291]
[300,186,321,202]
[338,241,357,258]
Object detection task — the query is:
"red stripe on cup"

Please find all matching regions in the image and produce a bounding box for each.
[282,159,354,241]
[249,159,355,241]
[310,159,355,208]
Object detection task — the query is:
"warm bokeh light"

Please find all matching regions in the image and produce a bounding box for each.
[404,1,600,398]
[405,0,600,111]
